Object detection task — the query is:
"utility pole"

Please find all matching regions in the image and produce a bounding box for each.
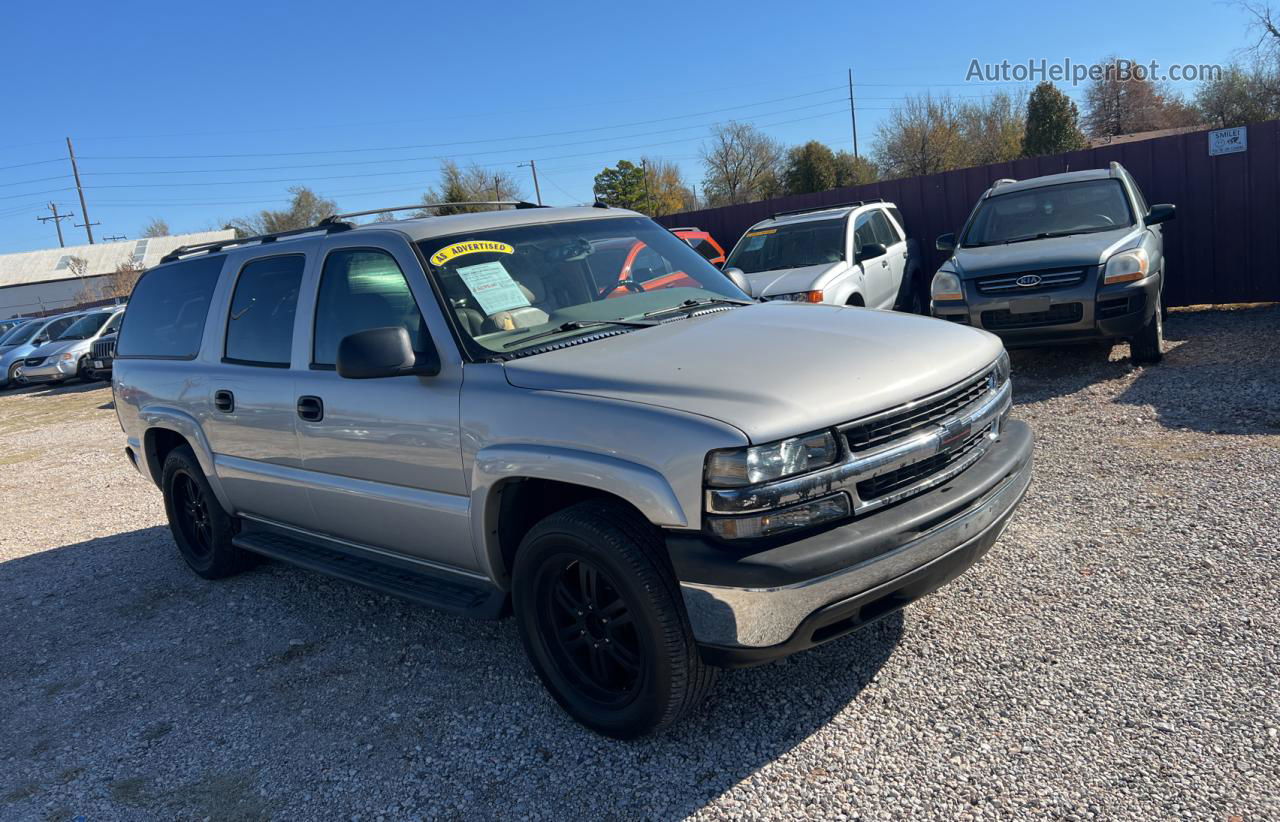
[848,68,859,159]
[641,158,654,215]
[103,234,127,242]
[37,202,74,248]
[518,161,542,205]
[66,137,97,244]
[494,175,501,201]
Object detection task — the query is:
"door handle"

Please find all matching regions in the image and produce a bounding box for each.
[296,395,324,422]
[213,390,235,413]
[881,260,889,268]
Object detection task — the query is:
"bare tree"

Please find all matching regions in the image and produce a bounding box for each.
[699,122,783,206]
[1082,57,1200,137]
[873,95,967,179]
[141,217,170,238]
[1239,1,1280,58]
[418,161,524,215]
[230,186,337,237]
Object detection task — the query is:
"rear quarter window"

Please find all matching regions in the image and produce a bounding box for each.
[117,255,225,359]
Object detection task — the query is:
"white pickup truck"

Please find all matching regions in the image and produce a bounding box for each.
[723,199,925,313]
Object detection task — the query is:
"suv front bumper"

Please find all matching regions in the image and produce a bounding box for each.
[932,272,1160,347]
[668,419,1032,667]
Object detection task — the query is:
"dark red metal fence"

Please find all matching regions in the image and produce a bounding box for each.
[656,120,1280,307]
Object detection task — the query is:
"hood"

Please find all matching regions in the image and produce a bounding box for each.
[28,338,83,359]
[951,227,1140,278]
[739,262,847,298]
[502,302,1003,443]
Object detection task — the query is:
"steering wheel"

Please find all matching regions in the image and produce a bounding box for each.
[1092,214,1117,225]
[600,279,645,299]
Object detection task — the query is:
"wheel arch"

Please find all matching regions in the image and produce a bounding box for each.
[470,444,688,588]
[139,406,233,512]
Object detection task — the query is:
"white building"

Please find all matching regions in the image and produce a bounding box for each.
[0,230,235,319]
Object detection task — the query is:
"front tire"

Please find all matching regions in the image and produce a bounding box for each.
[1130,298,1164,364]
[512,501,716,739]
[161,445,251,579]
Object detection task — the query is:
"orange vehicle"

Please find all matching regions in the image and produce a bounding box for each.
[670,226,727,266]
[595,238,702,297]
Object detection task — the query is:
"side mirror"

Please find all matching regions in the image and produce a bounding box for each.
[721,266,753,298]
[1145,204,1176,226]
[859,242,887,262]
[935,233,956,253]
[33,336,47,346]
[336,327,440,379]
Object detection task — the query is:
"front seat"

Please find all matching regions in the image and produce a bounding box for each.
[489,272,551,331]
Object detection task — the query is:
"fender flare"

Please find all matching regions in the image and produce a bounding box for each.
[469,444,688,583]
[138,405,234,513]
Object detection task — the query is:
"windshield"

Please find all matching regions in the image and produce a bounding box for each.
[56,312,112,341]
[962,179,1133,247]
[417,216,748,357]
[0,321,34,346]
[724,219,845,273]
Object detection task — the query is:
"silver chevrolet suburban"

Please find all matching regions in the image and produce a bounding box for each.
[113,203,1033,738]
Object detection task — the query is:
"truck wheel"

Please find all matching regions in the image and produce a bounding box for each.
[1130,300,1164,364]
[512,501,717,739]
[160,445,250,579]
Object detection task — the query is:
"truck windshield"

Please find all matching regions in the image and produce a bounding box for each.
[962,179,1134,247]
[57,312,111,341]
[417,216,749,357]
[724,219,845,273]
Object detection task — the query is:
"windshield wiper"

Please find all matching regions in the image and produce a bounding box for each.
[641,297,753,319]
[502,319,656,349]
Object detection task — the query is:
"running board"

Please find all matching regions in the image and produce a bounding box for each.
[232,529,506,619]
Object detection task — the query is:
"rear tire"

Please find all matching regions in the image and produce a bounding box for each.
[512,501,716,739]
[160,445,251,579]
[1130,299,1164,364]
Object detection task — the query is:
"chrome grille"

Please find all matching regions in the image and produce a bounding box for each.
[856,424,991,500]
[91,338,115,359]
[842,367,995,452]
[976,268,1086,294]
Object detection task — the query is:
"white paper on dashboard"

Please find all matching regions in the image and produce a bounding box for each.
[456,261,532,315]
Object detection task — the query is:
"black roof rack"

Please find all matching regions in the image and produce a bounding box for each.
[318,200,544,225]
[159,222,354,263]
[770,198,883,219]
[159,201,551,263]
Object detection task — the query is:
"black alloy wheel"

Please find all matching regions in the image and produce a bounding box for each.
[534,554,644,705]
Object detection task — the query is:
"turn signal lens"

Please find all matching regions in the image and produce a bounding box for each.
[708,494,851,540]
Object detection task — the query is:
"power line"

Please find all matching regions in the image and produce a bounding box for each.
[78,106,851,191]
[36,202,74,248]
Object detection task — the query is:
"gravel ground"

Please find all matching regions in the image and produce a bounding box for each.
[1,305,1277,821]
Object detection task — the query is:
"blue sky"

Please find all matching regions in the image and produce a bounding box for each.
[0,0,1251,253]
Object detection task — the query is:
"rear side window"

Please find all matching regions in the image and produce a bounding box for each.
[117,256,224,359]
[869,210,900,246]
[312,249,428,367]
[887,207,907,236]
[685,236,720,262]
[224,255,304,367]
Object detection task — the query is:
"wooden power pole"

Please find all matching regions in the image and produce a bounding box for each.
[66,137,98,244]
[37,202,74,248]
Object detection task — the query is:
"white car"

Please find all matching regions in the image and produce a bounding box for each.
[723,200,924,312]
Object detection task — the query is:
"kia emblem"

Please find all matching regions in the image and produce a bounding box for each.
[1016,274,1042,287]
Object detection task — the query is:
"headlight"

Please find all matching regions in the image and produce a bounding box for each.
[1103,248,1149,284]
[931,270,964,301]
[60,353,74,361]
[705,430,840,488]
[766,291,824,303]
[994,350,1010,386]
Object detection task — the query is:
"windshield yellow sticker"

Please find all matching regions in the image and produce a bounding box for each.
[745,229,777,237]
[430,240,514,266]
